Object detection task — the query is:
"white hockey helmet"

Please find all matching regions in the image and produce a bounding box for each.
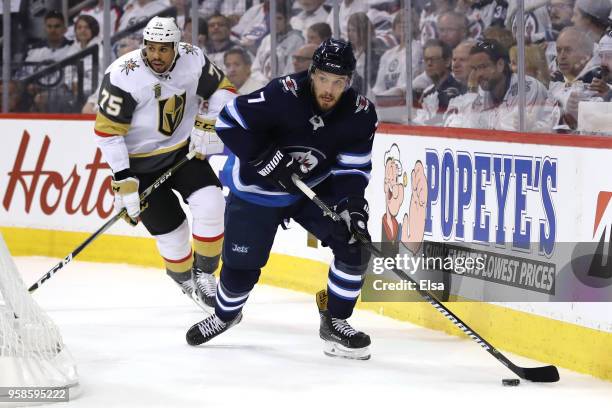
[142,17,181,74]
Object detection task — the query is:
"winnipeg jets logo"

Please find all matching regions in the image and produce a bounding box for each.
[309,115,324,130]
[281,76,298,97]
[180,43,198,55]
[120,58,139,75]
[289,150,319,172]
[354,95,369,113]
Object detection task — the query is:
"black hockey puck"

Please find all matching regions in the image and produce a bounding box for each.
[502,378,520,386]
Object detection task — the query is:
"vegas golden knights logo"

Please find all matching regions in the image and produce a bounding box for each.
[157,92,186,136]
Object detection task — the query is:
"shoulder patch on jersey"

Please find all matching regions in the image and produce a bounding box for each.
[280,76,298,97]
[180,43,198,55]
[354,94,370,114]
[120,58,140,75]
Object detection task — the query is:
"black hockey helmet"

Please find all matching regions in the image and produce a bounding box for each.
[310,38,356,77]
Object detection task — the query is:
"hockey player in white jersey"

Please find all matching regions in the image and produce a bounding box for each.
[93,17,237,309]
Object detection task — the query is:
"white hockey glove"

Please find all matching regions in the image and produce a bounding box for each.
[189,117,224,160]
[111,171,141,226]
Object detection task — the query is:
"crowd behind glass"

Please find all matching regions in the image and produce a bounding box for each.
[2,0,612,135]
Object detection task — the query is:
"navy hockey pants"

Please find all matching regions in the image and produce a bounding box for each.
[215,182,370,322]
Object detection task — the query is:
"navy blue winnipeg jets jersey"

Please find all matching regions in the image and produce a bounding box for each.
[216,71,378,207]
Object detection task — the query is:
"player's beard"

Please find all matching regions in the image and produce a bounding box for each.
[150,59,169,73]
[316,93,338,111]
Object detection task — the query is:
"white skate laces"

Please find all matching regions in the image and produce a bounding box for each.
[180,279,196,295]
[197,315,227,338]
[331,318,358,337]
[195,272,216,298]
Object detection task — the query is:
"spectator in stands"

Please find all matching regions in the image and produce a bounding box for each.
[509,44,551,87]
[200,0,258,27]
[0,80,31,112]
[571,0,611,44]
[451,39,476,87]
[223,47,266,94]
[291,43,317,73]
[592,34,612,100]
[170,0,189,29]
[233,0,269,54]
[420,0,457,44]
[325,0,368,39]
[347,12,386,95]
[25,10,73,63]
[444,39,551,131]
[545,0,575,71]
[118,0,171,32]
[414,39,466,125]
[23,0,62,43]
[458,0,508,39]
[505,1,552,45]
[112,33,143,60]
[70,15,100,51]
[65,15,102,97]
[373,12,423,99]
[82,32,143,114]
[182,17,208,50]
[76,0,120,34]
[205,14,238,70]
[367,0,401,48]
[482,26,514,52]
[251,0,305,83]
[549,27,601,129]
[306,22,332,45]
[291,0,330,39]
[436,11,469,51]
[550,0,575,33]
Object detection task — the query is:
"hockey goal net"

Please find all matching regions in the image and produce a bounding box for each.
[0,233,78,392]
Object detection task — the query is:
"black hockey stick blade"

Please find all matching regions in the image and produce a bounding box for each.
[515,364,560,382]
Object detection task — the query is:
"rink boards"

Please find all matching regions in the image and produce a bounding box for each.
[0,114,610,381]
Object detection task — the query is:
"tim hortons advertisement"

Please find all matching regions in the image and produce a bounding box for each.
[0,118,330,262]
[365,132,612,303]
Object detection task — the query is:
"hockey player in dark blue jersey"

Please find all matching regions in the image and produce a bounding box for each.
[186,39,378,360]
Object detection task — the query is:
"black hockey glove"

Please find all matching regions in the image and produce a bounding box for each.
[250,148,308,194]
[334,197,371,244]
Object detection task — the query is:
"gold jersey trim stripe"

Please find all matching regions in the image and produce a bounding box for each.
[94,112,130,136]
[218,77,237,93]
[128,139,189,158]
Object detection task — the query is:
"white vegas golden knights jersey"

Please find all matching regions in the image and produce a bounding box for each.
[94,42,236,172]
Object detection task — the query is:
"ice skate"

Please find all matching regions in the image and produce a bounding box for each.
[316,290,371,360]
[186,313,242,345]
[192,266,216,309]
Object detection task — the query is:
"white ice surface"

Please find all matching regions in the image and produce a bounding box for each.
[11,257,612,408]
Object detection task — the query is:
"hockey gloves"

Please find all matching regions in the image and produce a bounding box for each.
[111,170,141,226]
[251,148,308,194]
[334,197,371,244]
[189,117,224,160]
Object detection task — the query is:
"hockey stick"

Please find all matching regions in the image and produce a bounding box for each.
[27,151,197,293]
[291,175,560,383]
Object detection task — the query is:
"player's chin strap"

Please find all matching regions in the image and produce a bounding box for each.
[290,174,560,383]
[27,151,197,294]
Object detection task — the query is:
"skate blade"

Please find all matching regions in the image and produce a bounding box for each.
[190,291,214,314]
[323,341,371,360]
